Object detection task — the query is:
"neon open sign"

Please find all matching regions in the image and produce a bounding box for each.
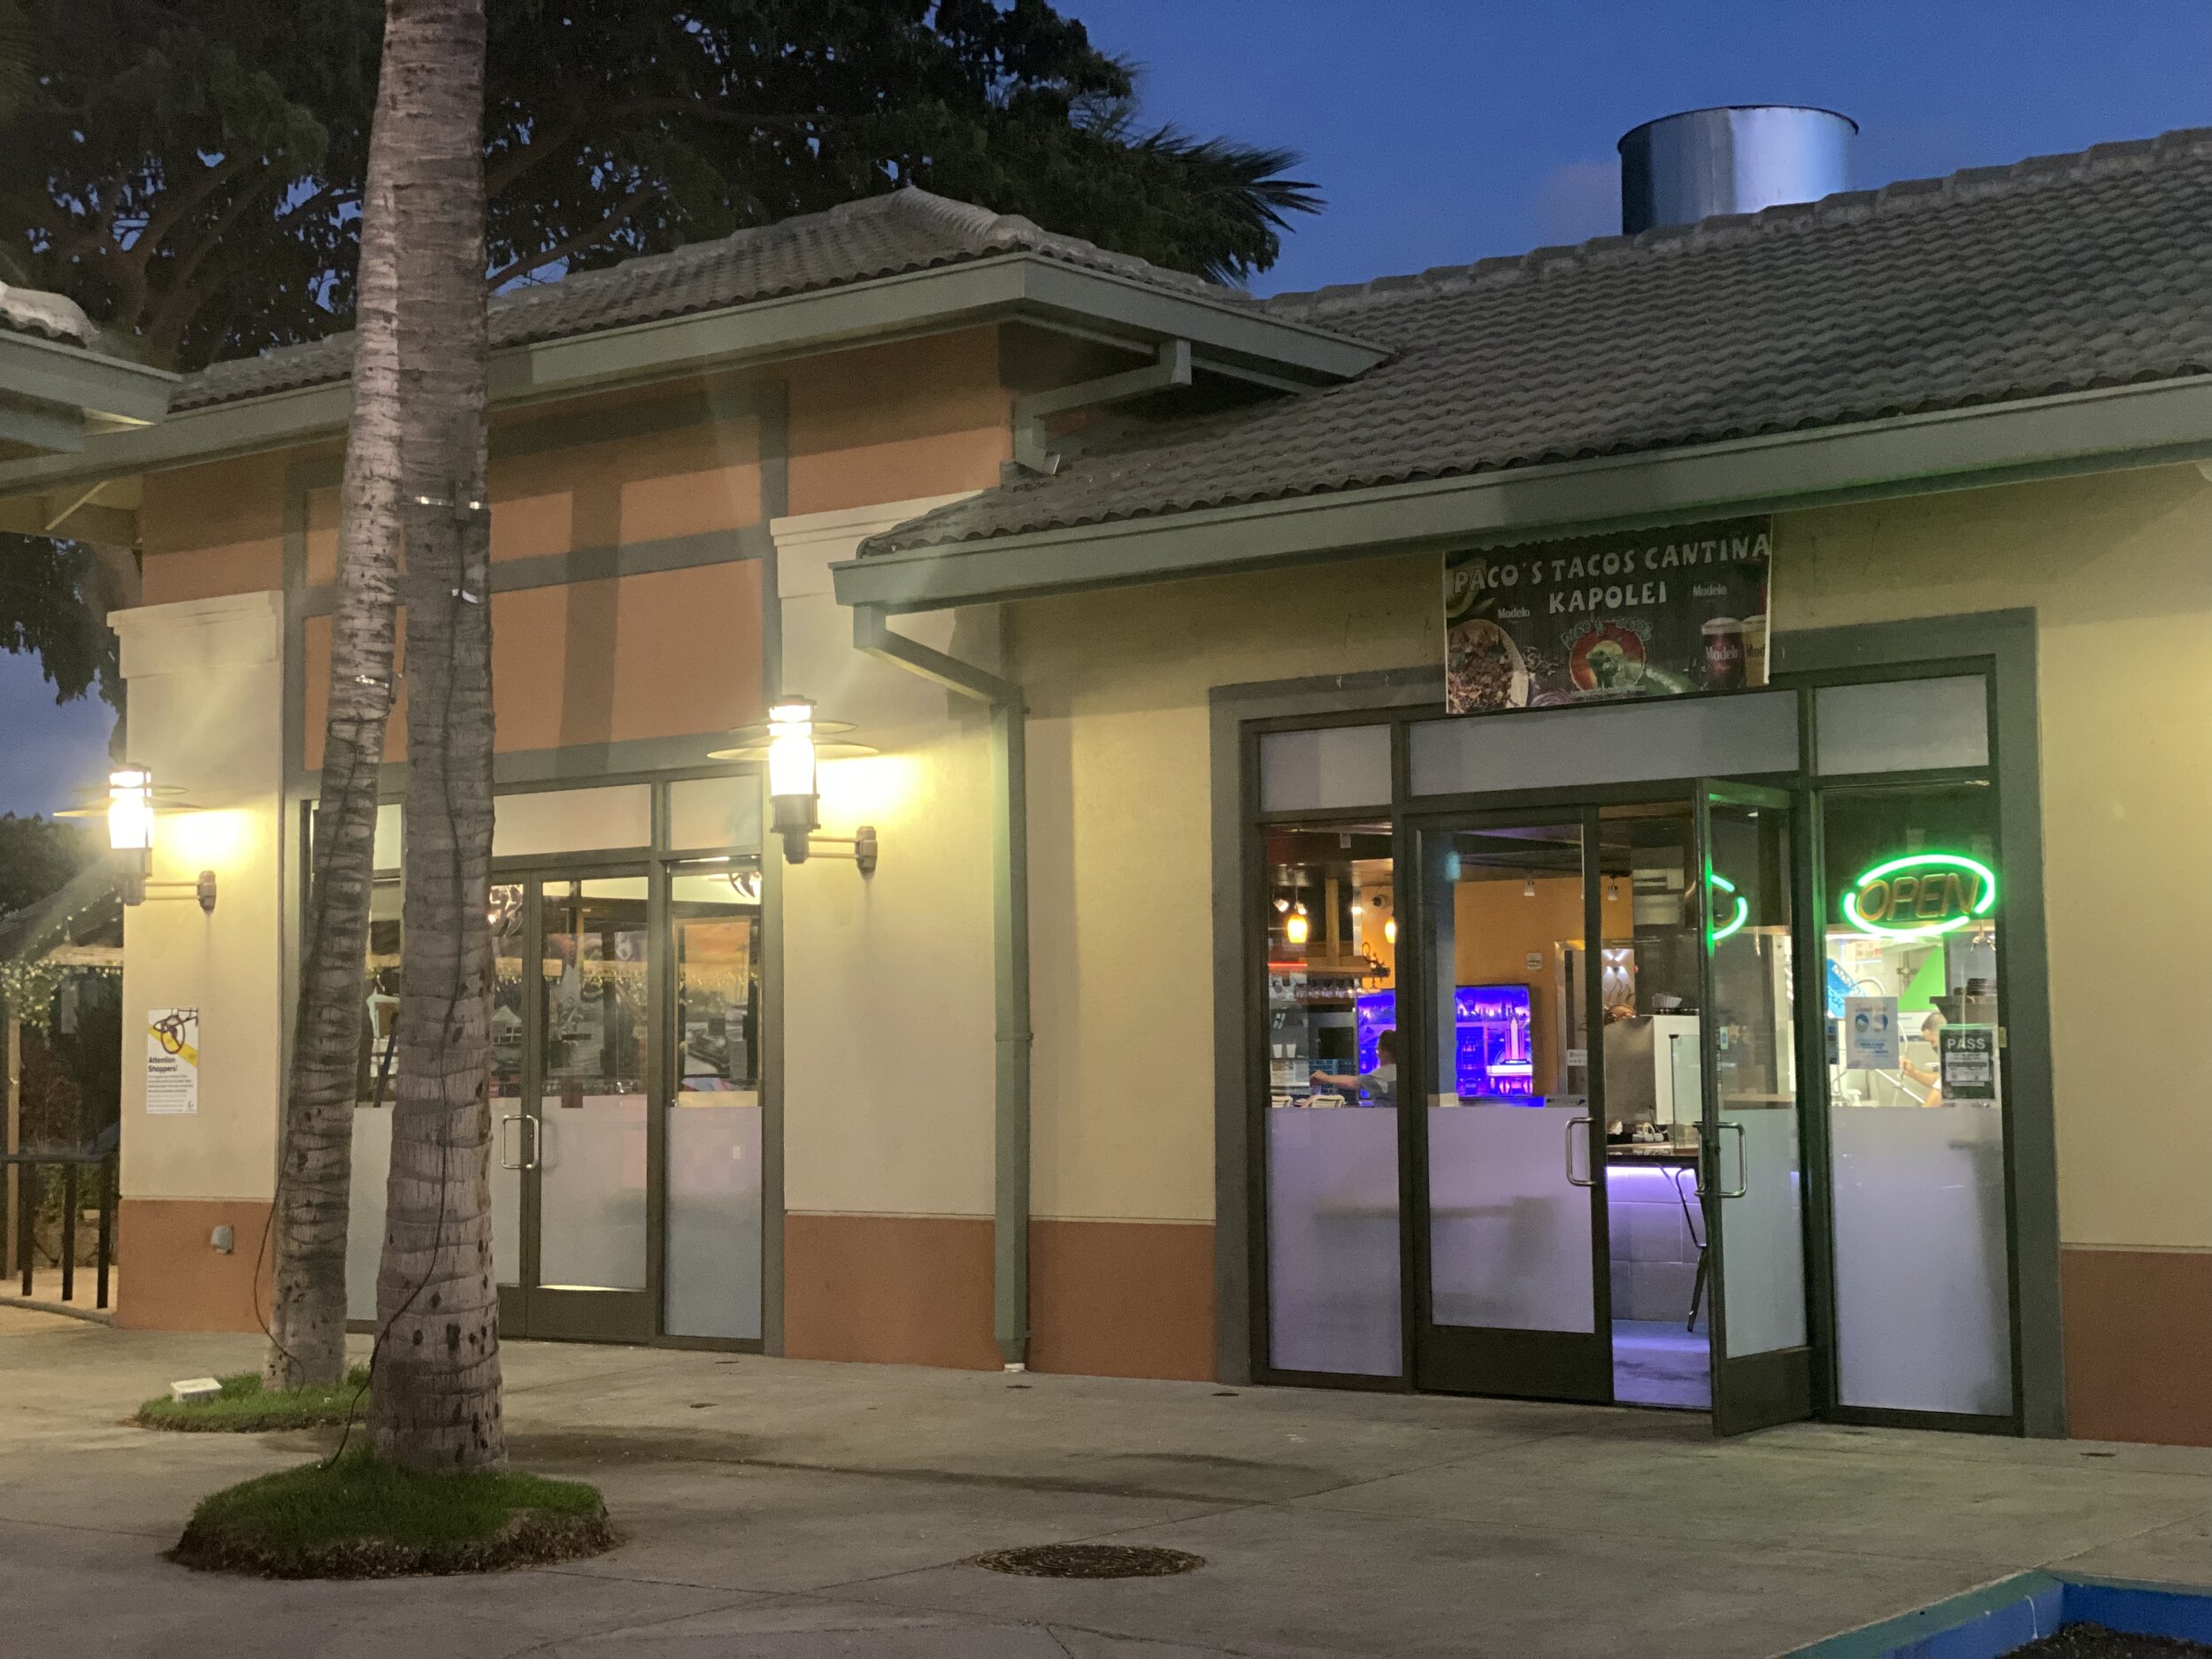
[1843,852,1997,940]
[1708,872,1748,944]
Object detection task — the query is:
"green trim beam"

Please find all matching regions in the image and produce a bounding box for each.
[0,254,1380,503]
[833,375,2212,614]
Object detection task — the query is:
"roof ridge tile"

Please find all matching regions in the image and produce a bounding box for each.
[1263,121,2212,317]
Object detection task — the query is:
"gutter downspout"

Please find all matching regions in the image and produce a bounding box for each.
[852,605,1032,1370]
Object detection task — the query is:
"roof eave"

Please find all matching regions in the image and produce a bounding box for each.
[0,252,1381,502]
[0,328,177,426]
[833,374,2212,613]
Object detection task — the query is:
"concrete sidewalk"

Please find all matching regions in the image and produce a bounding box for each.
[5,1308,2211,1658]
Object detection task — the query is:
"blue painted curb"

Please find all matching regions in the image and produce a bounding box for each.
[1788,1572,2212,1659]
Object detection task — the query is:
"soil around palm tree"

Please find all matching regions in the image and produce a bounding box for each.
[2006,1624,2212,1657]
[169,1451,615,1578]
[135,1368,373,1432]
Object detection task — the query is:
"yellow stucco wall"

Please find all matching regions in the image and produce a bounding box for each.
[112,593,288,1203]
[1777,462,2212,1253]
[1011,554,1440,1224]
[774,499,1002,1223]
[1006,463,2212,1256]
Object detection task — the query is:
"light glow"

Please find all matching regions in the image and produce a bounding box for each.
[1843,850,1998,940]
[166,807,244,864]
[1285,910,1310,946]
[1708,872,1749,944]
[765,699,817,802]
[107,766,154,853]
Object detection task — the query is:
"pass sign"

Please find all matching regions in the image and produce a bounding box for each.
[1939,1025,2000,1102]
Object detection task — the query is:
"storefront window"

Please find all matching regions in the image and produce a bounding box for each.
[664,858,764,1340]
[488,882,526,1294]
[536,877,650,1292]
[346,875,405,1322]
[1822,781,2012,1417]
[1424,822,1595,1336]
[1263,821,1400,1375]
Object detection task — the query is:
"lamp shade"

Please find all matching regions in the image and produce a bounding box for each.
[765,699,818,803]
[107,766,155,853]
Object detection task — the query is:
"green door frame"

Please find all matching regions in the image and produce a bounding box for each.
[1695,779,1819,1435]
[497,865,656,1344]
[1400,804,1615,1404]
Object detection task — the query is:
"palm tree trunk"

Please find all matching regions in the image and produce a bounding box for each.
[262,14,405,1394]
[371,0,501,1471]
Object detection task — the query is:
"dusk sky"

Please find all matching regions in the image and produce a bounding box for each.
[4,1,2208,817]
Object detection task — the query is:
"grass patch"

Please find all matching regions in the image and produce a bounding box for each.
[171,1449,615,1578]
[135,1367,371,1432]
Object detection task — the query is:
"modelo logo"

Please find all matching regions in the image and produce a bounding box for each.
[1843,852,1997,939]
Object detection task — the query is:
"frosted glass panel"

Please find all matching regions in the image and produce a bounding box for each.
[490,883,526,1288]
[493,785,651,856]
[669,775,763,851]
[538,1095,649,1289]
[373,803,402,872]
[1832,1106,2010,1415]
[1409,691,1797,795]
[1718,1108,1807,1356]
[1266,1107,1402,1374]
[665,1098,764,1339]
[1816,678,1987,775]
[346,1107,392,1322]
[491,1134,522,1289]
[1427,1105,1595,1332]
[536,882,649,1290]
[1261,725,1392,812]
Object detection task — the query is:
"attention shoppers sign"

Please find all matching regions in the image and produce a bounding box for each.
[1444,517,1772,714]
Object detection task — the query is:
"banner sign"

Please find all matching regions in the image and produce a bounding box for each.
[146,1007,200,1116]
[1444,517,1772,715]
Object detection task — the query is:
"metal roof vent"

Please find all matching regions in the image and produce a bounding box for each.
[1617,105,1856,234]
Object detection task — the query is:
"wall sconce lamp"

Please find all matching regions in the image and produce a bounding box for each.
[65,765,214,910]
[710,698,878,872]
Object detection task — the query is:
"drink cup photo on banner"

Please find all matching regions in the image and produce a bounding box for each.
[1444,517,1772,714]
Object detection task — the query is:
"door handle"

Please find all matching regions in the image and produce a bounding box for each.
[1564,1115,1594,1188]
[499,1110,525,1171]
[1716,1119,1748,1199]
[522,1112,541,1171]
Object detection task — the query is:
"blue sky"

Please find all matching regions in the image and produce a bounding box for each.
[4,1,2208,815]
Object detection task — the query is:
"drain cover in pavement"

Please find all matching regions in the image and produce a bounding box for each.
[968,1543,1204,1579]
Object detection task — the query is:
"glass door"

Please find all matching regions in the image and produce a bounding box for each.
[1694,782,1814,1435]
[1411,815,1610,1402]
[490,872,653,1341]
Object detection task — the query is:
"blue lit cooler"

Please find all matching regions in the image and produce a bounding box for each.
[1356,986,1538,1102]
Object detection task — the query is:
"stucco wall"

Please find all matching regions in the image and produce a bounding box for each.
[774,498,1001,1223]
[1005,464,2212,1267]
[111,592,288,1330]
[1011,553,1440,1225]
[1777,462,2212,1256]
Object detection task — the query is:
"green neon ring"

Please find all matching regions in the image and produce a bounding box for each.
[1709,872,1749,944]
[1843,851,1997,940]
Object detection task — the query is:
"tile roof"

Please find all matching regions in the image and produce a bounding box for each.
[864,127,2212,557]
[173,188,1247,412]
[0,283,96,345]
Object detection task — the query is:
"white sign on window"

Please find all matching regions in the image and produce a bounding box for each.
[147,1008,200,1115]
[1842,995,1900,1071]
